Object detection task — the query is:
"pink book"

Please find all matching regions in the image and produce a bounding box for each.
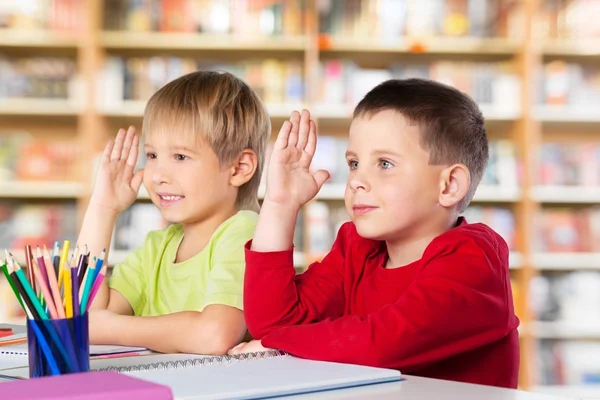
[1,371,173,399]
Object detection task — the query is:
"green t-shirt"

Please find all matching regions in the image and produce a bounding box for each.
[108,210,258,316]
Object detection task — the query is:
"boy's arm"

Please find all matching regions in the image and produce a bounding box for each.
[244,224,349,339]
[255,237,518,373]
[245,109,341,337]
[89,305,245,355]
[79,127,143,313]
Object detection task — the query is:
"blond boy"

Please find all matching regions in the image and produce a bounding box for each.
[78,71,270,354]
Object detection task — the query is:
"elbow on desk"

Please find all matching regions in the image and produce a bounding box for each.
[178,318,244,356]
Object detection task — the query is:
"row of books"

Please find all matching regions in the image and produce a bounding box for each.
[539,339,600,386]
[540,0,600,39]
[0,56,77,100]
[0,133,79,181]
[0,202,77,252]
[531,271,600,323]
[103,0,305,37]
[539,142,600,187]
[535,208,600,253]
[0,0,83,32]
[542,61,600,107]
[99,56,304,107]
[317,60,521,113]
[319,0,521,39]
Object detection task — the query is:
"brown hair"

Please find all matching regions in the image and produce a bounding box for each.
[354,78,488,212]
[143,71,271,211]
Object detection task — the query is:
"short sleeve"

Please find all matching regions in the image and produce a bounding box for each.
[108,244,146,316]
[204,212,258,310]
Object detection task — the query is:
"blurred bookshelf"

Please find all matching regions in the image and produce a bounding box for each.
[0,0,599,395]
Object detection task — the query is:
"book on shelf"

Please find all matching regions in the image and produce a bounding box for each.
[318,0,522,40]
[316,59,521,115]
[0,0,84,33]
[0,56,78,100]
[541,61,600,108]
[536,208,600,253]
[0,201,77,252]
[539,0,600,40]
[539,142,600,187]
[99,56,304,109]
[103,0,305,37]
[0,131,79,182]
[538,339,600,387]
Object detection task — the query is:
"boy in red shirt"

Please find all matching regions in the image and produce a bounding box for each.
[229,79,520,388]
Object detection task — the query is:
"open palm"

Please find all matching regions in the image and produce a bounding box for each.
[89,127,144,214]
[264,110,330,209]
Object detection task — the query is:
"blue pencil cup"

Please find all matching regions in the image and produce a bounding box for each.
[27,313,90,378]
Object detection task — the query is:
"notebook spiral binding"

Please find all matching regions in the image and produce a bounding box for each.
[94,349,289,373]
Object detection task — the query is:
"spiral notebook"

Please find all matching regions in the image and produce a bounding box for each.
[1,351,403,399]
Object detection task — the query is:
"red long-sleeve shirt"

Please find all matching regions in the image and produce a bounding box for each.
[244,218,520,388]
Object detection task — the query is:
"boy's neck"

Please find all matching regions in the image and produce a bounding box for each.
[384,215,459,269]
[175,206,239,263]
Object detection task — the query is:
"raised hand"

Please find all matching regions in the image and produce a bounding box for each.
[263,109,330,211]
[88,127,144,214]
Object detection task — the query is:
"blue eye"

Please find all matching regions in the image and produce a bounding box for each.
[348,160,359,170]
[379,159,393,169]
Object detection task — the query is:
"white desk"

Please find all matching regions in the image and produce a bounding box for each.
[281,375,578,400]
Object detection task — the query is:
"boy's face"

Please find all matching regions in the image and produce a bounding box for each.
[344,110,445,242]
[142,132,233,225]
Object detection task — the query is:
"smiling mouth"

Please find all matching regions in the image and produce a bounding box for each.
[158,194,184,202]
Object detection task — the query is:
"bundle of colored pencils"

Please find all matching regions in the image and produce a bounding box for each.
[1,241,107,321]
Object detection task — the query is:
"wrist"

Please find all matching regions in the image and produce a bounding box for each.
[260,198,300,217]
[86,199,121,218]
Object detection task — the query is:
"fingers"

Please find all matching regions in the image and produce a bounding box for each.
[274,120,292,150]
[120,126,136,161]
[295,109,311,150]
[130,170,144,194]
[313,169,331,190]
[110,129,125,161]
[288,110,300,148]
[123,135,139,182]
[305,119,317,157]
[101,139,114,162]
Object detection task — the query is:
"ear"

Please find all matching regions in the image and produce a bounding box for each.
[438,163,470,209]
[229,149,258,188]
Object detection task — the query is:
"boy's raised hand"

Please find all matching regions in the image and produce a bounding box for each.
[264,110,330,211]
[89,126,144,214]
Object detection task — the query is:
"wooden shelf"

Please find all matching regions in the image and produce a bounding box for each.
[0,181,83,199]
[528,321,600,339]
[0,30,80,49]
[510,252,523,269]
[531,186,600,204]
[101,101,305,119]
[472,186,521,202]
[100,31,307,52]
[536,106,600,123]
[532,253,600,270]
[544,38,600,57]
[314,104,521,123]
[320,36,519,55]
[0,98,80,117]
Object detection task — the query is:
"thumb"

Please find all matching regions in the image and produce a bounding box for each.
[312,169,330,190]
[130,169,144,193]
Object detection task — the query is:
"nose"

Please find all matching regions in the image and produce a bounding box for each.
[150,162,171,185]
[349,170,370,193]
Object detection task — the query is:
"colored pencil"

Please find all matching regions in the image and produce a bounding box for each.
[1,262,24,310]
[41,246,65,319]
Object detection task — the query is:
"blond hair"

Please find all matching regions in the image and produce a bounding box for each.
[142,71,271,211]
